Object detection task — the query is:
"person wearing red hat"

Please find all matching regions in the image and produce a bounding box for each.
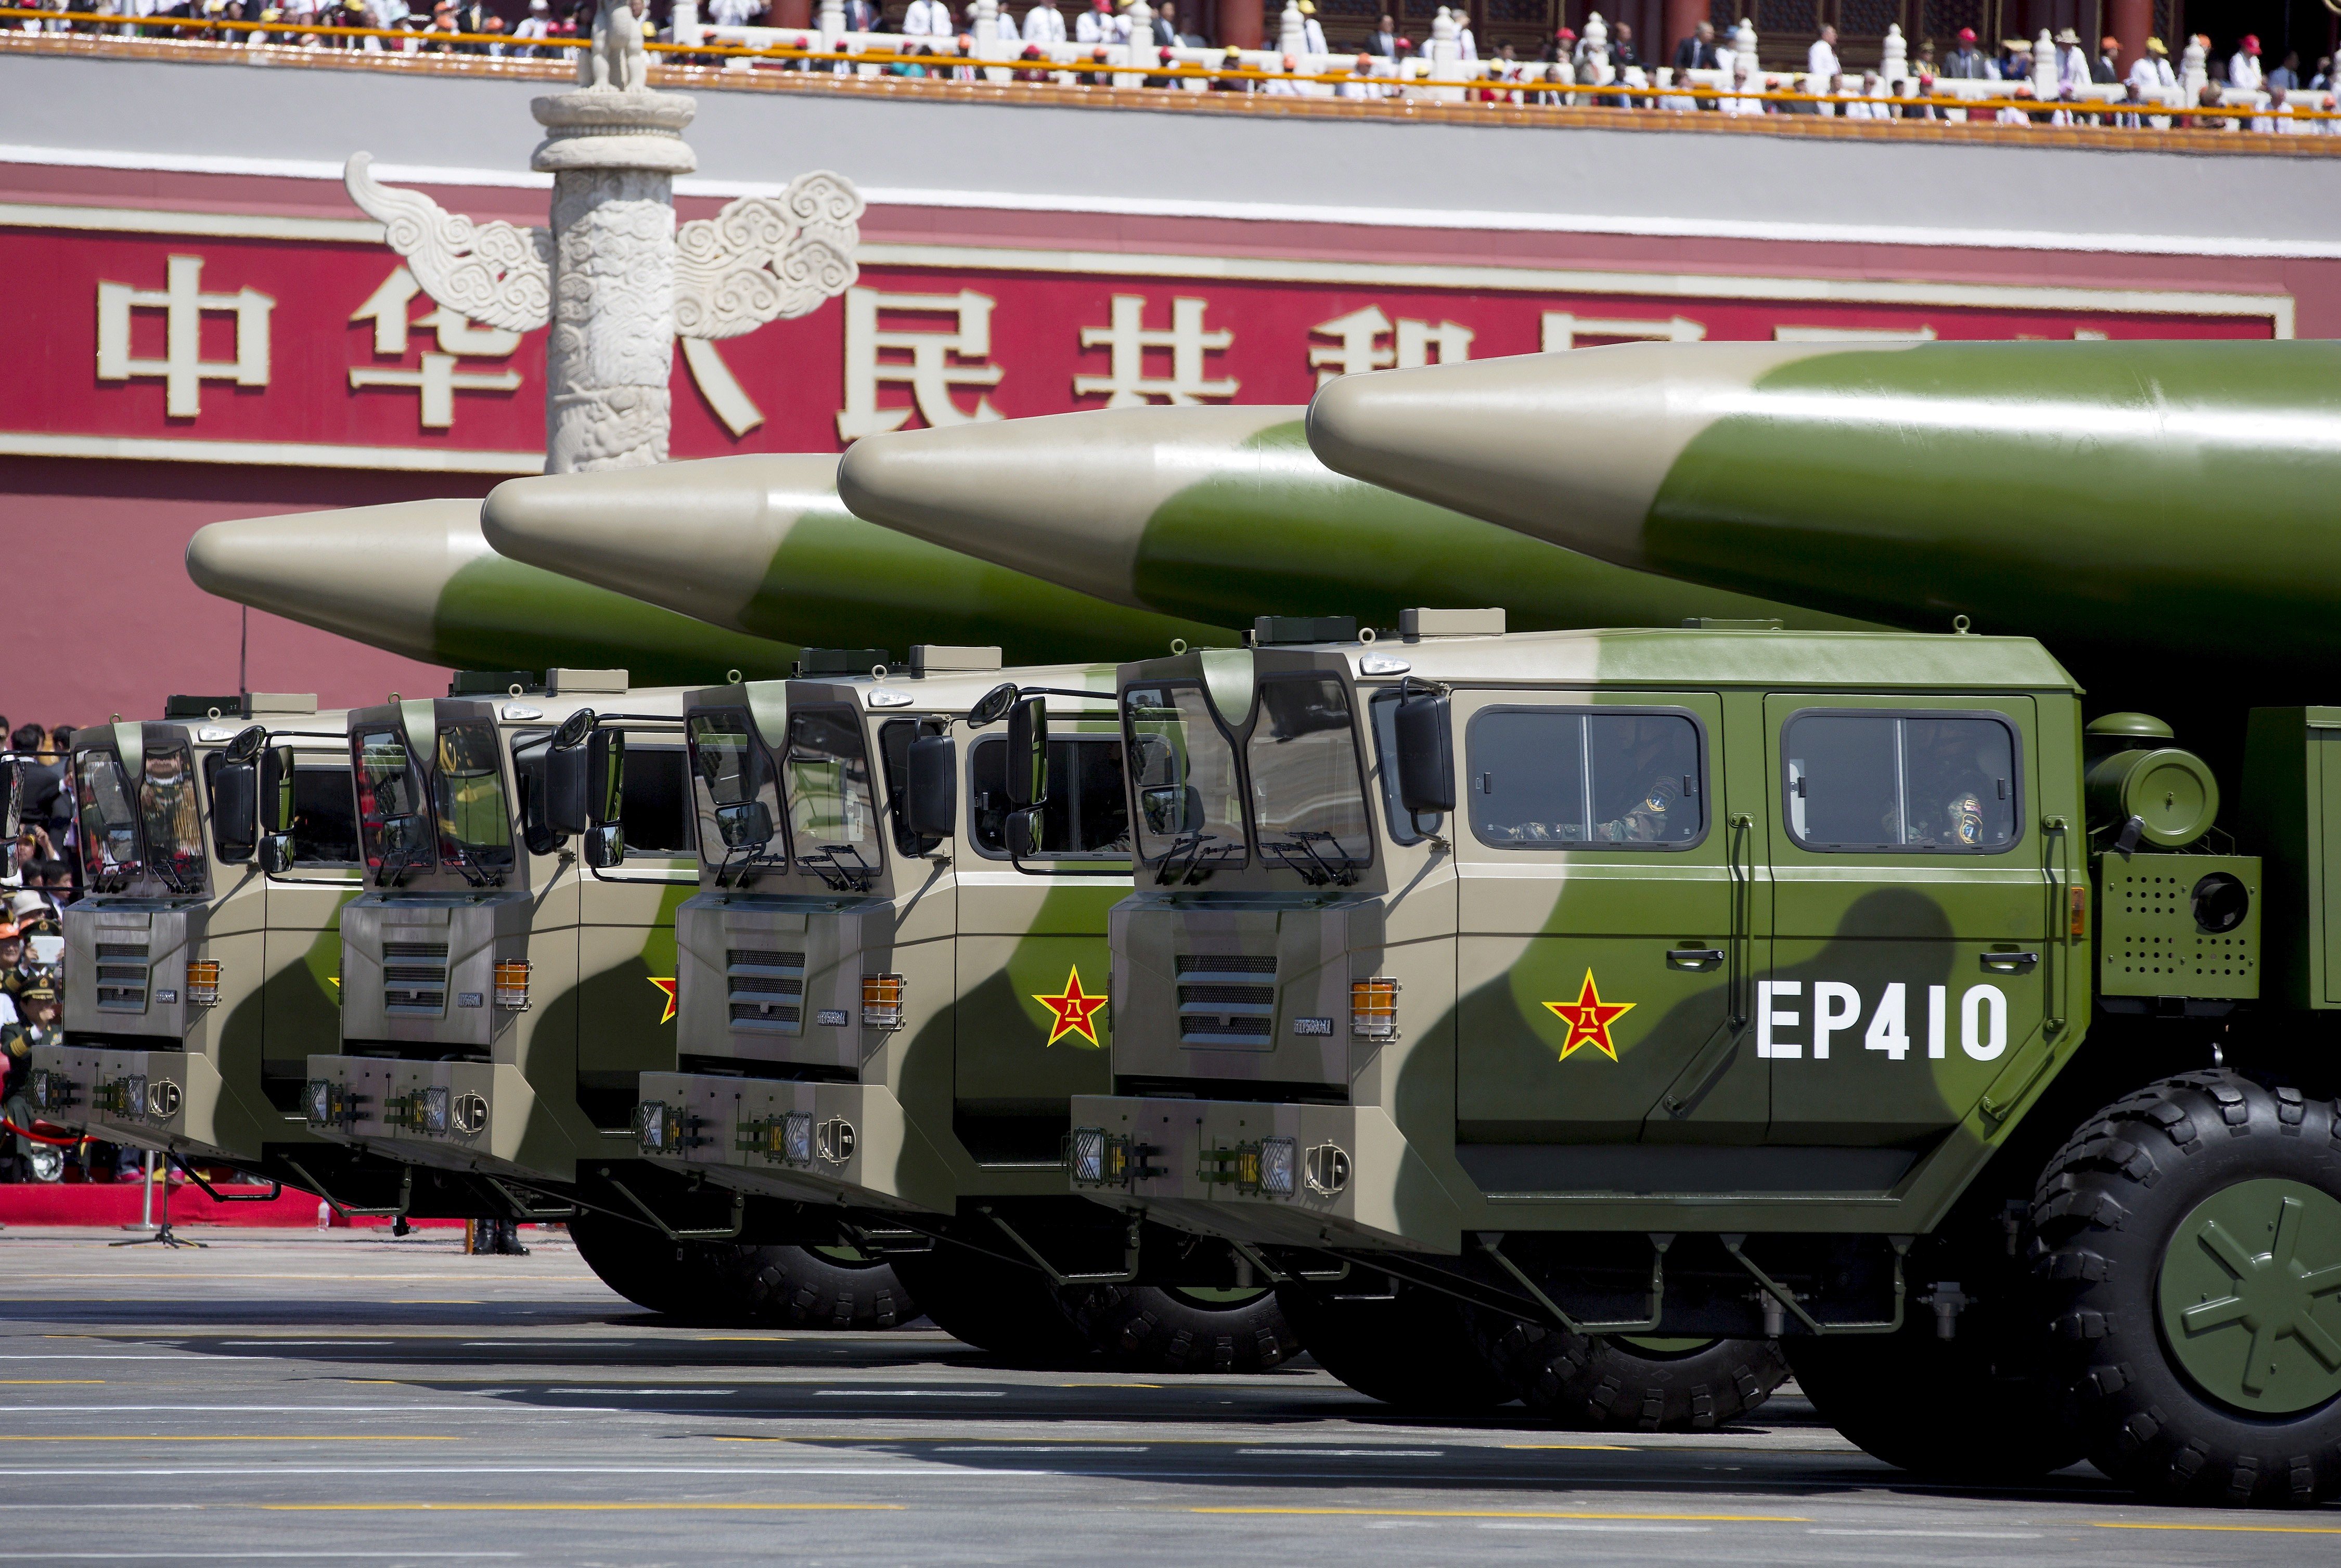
[2229,32,2262,91]
[1943,24,1987,79]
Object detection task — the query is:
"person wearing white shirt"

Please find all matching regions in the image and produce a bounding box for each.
[1456,17,1476,58]
[511,0,550,51]
[1023,0,1065,43]
[1264,51,1300,92]
[1072,0,1118,43]
[903,0,951,35]
[2126,35,2174,90]
[2055,28,2088,88]
[2229,33,2262,90]
[708,0,761,24]
[1297,0,1325,55]
[1723,61,1761,112]
[1806,23,1837,81]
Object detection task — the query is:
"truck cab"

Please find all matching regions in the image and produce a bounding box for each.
[302,671,698,1199]
[29,696,368,1185]
[1073,612,2091,1303]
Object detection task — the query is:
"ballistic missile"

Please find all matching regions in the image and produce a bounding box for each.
[831,405,1867,632]
[479,453,1234,664]
[1305,339,2341,681]
[186,499,802,681]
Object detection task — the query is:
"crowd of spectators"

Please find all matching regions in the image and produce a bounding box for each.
[0,719,100,1187]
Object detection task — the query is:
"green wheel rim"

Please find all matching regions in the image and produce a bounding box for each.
[2156,1176,2341,1416]
[1166,1286,1271,1308]
[812,1244,876,1266]
[1613,1336,1716,1356]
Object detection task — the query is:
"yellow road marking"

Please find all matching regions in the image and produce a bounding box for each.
[1057,1383,1162,1389]
[0,1442,459,1451]
[263,1502,902,1512]
[2094,1521,2341,1536]
[1193,1508,1810,1522]
[697,1336,794,1342]
[0,1380,105,1385]
[1501,1444,1633,1452]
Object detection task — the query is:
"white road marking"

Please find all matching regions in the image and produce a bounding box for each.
[1478,1523,1715,1533]
[1806,1528,2044,1538]
[813,1390,1005,1397]
[1237,1449,1444,1458]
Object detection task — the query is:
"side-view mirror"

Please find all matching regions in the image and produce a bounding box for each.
[258,832,294,876]
[260,746,295,833]
[582,822,625,869]
[1140,784,1203,836]
[969,681,1018,728]
[904,734,957,842]
[1006,805,1044,859]
[545,740,590,837]
[210,760,259,862]
[715,798,774,850]
[1393,690,1456,816]
[1006,696,1048,809]
[223,723,269,764]
[0,759,18,841]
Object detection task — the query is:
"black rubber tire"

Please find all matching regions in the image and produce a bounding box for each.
[699,1243,919,1330]
[1069,1285,1303,1373]
[1786,1316,2083,1478]
[1276,1276,1516,1413]
[2032,1069,2341,1506]
[889,1245,1092,1365]
[1477,1318,1788,1432]
[568,1211,699,1316]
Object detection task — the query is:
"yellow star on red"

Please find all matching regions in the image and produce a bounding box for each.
[1544,970,1636,1061]
[1034,967,1108,1047]
[648,977,678,1025]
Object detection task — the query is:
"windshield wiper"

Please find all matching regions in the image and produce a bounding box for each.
[799,844,877,893]
[1259,831,1361,888]
[1155,832,1239,887]
[442,844,501,888]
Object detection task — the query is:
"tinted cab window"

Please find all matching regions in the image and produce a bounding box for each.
[1468,708,1705,850]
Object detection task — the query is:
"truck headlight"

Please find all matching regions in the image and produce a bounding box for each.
[1260,1136,1296,1197]
[493,959,531,1012]
[184,960,222,1009]
[1351,977,1400,1039]
[305,1079,332,1125]
[861,973,905,1031]
[784,1111,814,1165]
[1068,1126,1107,1185]
[423,1085,451,1134]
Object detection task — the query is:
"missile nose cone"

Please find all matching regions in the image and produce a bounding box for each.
[187,498,485,657]
[1306,342,1824,568]
[483,453,844,629]
[839,406,1301,608]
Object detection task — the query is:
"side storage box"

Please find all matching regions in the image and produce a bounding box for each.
[2240,707,2341,1009]
[2097,853,2259,1000]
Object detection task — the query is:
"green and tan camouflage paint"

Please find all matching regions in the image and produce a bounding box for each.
[835,405,1870,633]
[33,707,359,1170]
[305,682,698,1188]
[186,500,803,683]
[638,660,1129,1215]
[1305,340,2341,739]
[1075,625,2097,1252]
[480,455,1235,665]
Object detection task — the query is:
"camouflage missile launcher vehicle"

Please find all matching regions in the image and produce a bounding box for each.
[301,670,905,1322]
[635,647,1298,1370]
[24,696,444,1213]
[1070,610,2341,1504]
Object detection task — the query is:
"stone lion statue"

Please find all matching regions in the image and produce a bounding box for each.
[579,0,650,93]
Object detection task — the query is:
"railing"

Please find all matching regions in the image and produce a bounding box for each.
[8,7,2337,136]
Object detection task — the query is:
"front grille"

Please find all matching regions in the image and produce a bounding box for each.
[1178,954,1275,975]
[727,947,807,1034]
[1177,953,1277,1048]
[95,963,149,1012]
[382,940,450,1016]
[95,942,150,961]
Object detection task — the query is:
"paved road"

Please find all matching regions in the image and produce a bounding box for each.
[0,1225,2334,1565]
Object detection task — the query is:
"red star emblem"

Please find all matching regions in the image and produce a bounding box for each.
[1034,967,1108,1047]
[647,977,678,1026]
[1544,970,1635,1061]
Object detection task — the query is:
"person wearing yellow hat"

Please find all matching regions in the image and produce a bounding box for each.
[1296,0,1326,55]
[2128,34,2175,94]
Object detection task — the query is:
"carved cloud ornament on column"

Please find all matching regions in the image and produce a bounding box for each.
[340,8,860,471]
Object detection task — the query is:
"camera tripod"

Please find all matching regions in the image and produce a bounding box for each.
[111,1155,206,1249]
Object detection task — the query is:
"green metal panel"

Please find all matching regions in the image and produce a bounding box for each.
[2097,854,2260,1001]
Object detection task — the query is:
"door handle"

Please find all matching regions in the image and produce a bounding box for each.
[1666,947,1725,970]
[1981,951,2040,974]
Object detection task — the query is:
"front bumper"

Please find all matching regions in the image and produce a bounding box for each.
[1066,1094,1461,1254]
[635,1071,956,1214]
[301,1054,559,1182]
[22,1044,240,1162]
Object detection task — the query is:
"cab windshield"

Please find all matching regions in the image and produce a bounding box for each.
[686,709,785,876]
[354,727,432,877]
[137,743,208,892]
[1123,683,1246,875]
[1247,676,1371,883]
[75,749,141,884]
[781,705,881,884]
[433,721,514,882]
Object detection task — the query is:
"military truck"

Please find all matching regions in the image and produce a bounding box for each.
[299,670,905,1320]
[1068,610,2341,1503]
[634,647,1297,1370]
[24,695,430,1211]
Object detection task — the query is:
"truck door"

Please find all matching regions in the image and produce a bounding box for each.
[1455,692,1764,1162]
[1761,697,2047,1146]
[947,720,1123,1168]
[575,737,698,1132]
[259,752,363,1113]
